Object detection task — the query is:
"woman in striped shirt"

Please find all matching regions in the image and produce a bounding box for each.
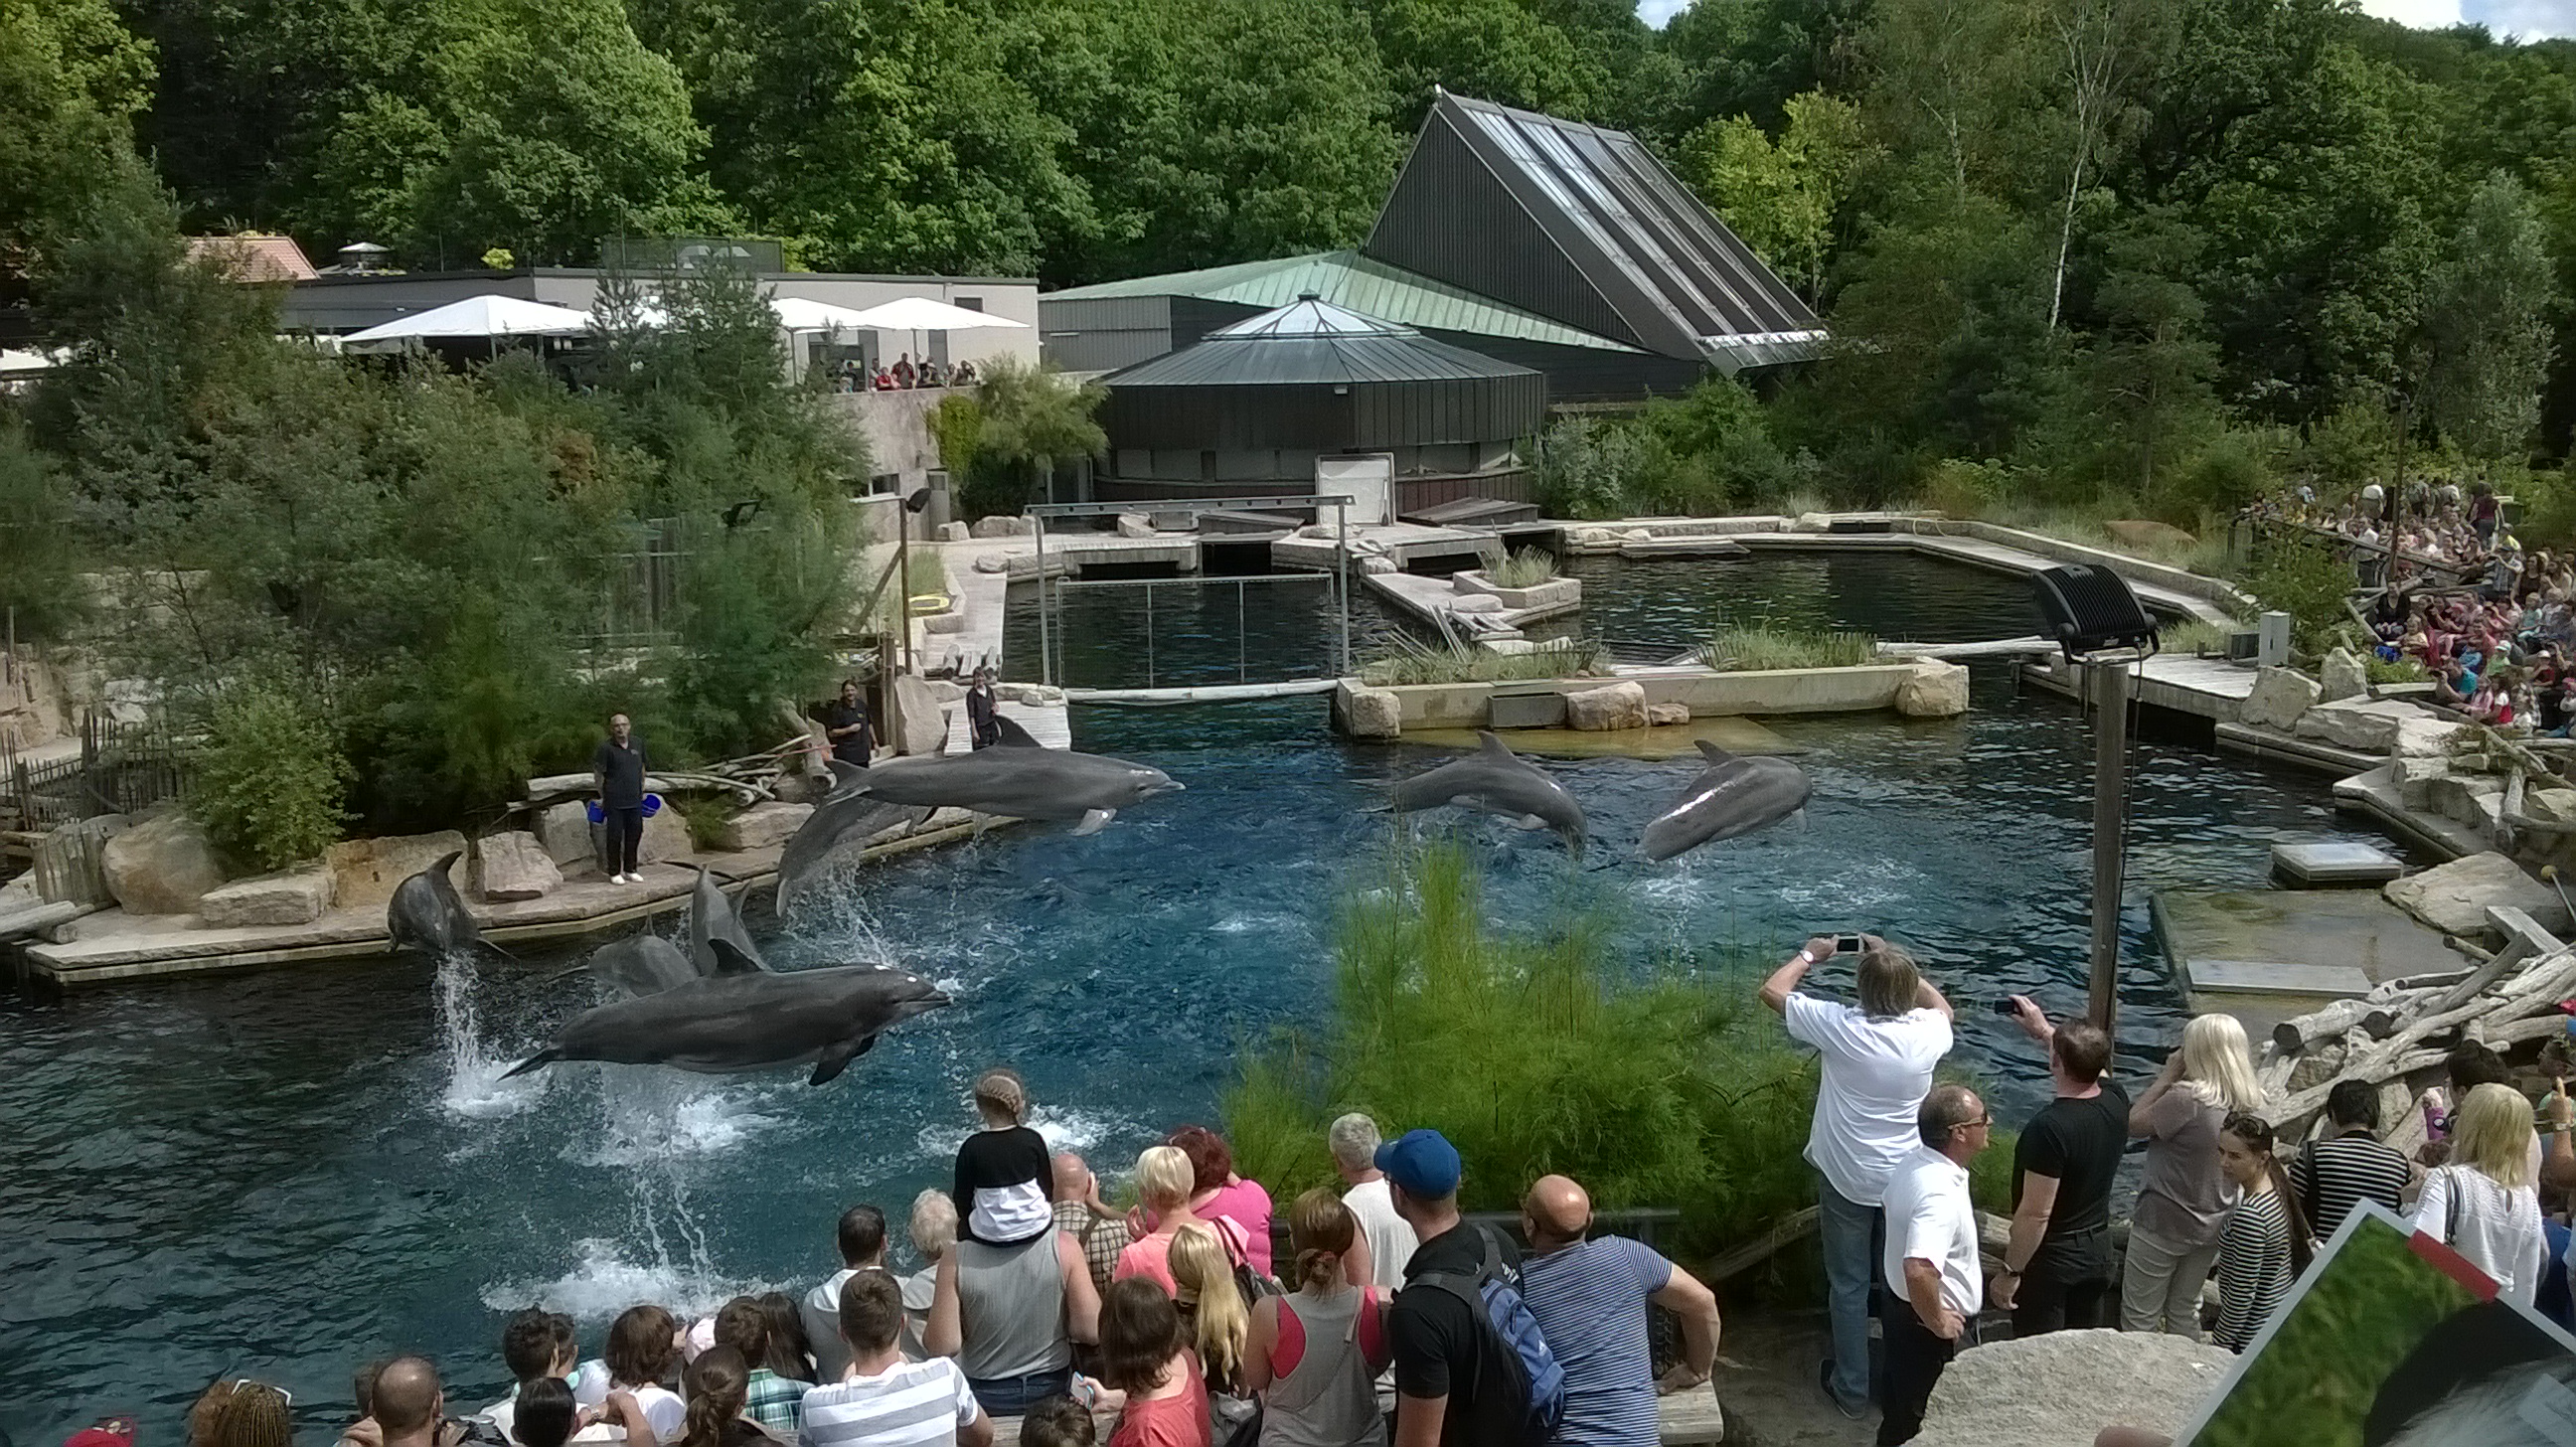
[2212,1115,2312,1354]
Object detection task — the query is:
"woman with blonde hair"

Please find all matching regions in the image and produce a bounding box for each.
[2414,1081,2548,1305]
[1170,1222,1251,1384]
[1115,1146,1204,1293]
[1243,1190,1389,1447]
[2121,1013,2263,1336]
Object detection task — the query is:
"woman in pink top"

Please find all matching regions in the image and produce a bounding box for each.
[1169,1124,1276,1278]
[1114,1146,1202,1293]
[1099,1277,1212,1447]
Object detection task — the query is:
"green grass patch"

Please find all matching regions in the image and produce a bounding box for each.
[1697,624,1879,672]
[1358,636,1602,687]
[1483,547,1561,589]
[2366,657,2426,685]
[1224,840,1824,1258]
[2160,618,2240,656]
[672,794,738,851]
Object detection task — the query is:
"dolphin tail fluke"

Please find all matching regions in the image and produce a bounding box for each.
[499,1048,562,1079]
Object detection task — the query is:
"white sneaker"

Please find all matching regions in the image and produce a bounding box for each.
[614,873,636,884]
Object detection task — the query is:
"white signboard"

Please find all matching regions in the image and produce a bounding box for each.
[1316,453,1393,529]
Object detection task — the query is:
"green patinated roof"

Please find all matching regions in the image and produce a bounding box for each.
[1046,250,1644,354]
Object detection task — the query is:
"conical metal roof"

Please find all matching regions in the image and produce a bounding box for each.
[1206,295,1417,340]
[1106,294,1537,389]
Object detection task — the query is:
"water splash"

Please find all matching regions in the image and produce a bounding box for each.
[912,1104,1134,1162]
[478,1236,772,1322]
[437,954,545,1120]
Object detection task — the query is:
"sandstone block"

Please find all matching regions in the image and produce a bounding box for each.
[969,515,1034,538]
[1450,594,1505,615]
[1646,702,1692,726]
[34,813,126,905]
[638,807,689,864]
[534,801,594,867]
[718,802,813,853]
[2321,646,2369,703]
[327,830,467,909]
[2394,715,2467,757]
[1115,513,1156,539]
[1361,557,1397,574]
[1564,681,1649,731]
[2385,852,2572,937]
[2295,697,2419,751]
[2396,756,2452,813]
[472,831,561,901]
[931,522,969,542]
[1337,684,1402,739]
[101,811,228,915]
[972,553,1010,573]
[1895,659,1970,718]
[1912,1329,2233,1447]
[921,611,966,635]
[2428,773,2504,831]
[890,673,947,755]
[198,865,336,926]
[2240,665,2322,731]
[2526,788,2576,827]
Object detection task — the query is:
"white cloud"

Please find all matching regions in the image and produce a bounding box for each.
[1632,0,2573,39]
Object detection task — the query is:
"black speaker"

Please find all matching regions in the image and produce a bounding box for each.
[2031,563,2159,660]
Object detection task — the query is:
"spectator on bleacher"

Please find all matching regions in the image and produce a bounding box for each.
[1114,1147,1205,1293]
[1095,1279,1208,1447]
[926,1176,1103,1416]
[477,1309,578,1445]
[2289,1079,2417,1236]
[2414,1082,2552,1307]
[1053,1152,1131,1293]
[804,1206,890,1381]
[799,1269,992,1447]
[1168,1125,1275,1278]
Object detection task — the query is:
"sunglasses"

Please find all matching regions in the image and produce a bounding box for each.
[1953,1117,1992,1132]
[228,1380,294,1408]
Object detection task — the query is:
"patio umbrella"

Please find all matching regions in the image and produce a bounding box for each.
[845,296,1027,378]
[341,294,596,353]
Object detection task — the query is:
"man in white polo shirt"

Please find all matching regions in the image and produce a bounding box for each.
[1877,1084,1990,1447]
[1760,934,1954,1418]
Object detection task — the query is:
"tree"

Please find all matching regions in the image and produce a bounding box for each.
[2422,171,2558,478]
[2032,0,2171,329]
[1368,0,1610,128]
[0,0,156,274]
[2080,214,2221,500]
[965,358,1105,518]
[1680,89,1873,301]
[1860,0,2038,203]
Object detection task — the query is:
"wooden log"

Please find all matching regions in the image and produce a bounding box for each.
[2274,998,2375,1054]
[1706,1205,1819,1283]
[2427,933,2538,1017]
[0,897,84,939]
[2278,950,2576,1130]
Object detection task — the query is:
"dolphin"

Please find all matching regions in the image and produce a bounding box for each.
[583,934,702,997]
[387,851,505,960]
[774,775,933,914]
[690,866,767,974]
[830,716,1182,837]
[1640,740,1813,862]
[1389,730,1587,854]
[502,941,951,1085]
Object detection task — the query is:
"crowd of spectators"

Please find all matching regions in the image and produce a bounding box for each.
[830,353,980,395]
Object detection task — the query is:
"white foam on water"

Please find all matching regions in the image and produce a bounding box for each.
[1208,912,1300,936]
[568,1071,782,1168]
[436,954,548,1121]
[911,1104,1133,1161]
[480,1237,774,1322]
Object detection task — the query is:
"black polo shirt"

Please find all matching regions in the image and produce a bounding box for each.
[2013,1079,2130,1278]
[592,736,647,808]
[1390,1222,1526,1447]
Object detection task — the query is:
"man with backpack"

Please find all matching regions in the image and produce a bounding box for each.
[1381,1129,1564,1447]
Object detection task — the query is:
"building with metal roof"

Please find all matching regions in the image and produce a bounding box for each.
[1093,296,1545,513]
[1040,90,1822,403]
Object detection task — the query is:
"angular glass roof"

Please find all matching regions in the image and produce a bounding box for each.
[1208,296,1417,340]
[1044,251,1642,353]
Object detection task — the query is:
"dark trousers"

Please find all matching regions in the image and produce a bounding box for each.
[1876,1299,1967,1446]
[2013,1231,2116,1337]
[965,1367,1070,1416]
[603,806,643,874]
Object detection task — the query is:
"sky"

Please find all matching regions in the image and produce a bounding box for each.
[1633,0,2576,39]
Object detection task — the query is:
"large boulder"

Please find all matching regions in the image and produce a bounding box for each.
[327,830,467,910]
[2295,697,2421,751]
[100,811,228,916]
[2394,714,2468,757]
[2240,665,2322,731]
[2526,787,2576,828]
[1563,681,1649,731]
[1911,1330,2233,1447]
[2386,852,2573,937]
[534,801,595,868]
[1114,512,1157,539]
[2428,773,2504,832]
[472,832,562,902]
[969,515,1034,538]
[931,522,969,542]
[716,801,813,853]
[1336,683,1402,739]
[2321,645,2369,703]
[889,673,948,755]
[1646,702,1692,726]
[1896,659,1970,719]
[198,866,336,927]
[638,807,690,865]
[2101,519,2197,555]
[1450,594,1506,615]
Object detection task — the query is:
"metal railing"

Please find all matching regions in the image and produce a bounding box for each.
[1049,574,1335,689]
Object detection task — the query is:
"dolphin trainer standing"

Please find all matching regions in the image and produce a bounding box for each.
[965,667,1001,750]
[824,679,875,769]
[593,713,648,885]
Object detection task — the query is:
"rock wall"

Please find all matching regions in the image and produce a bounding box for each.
[1913,1329,2234,1447]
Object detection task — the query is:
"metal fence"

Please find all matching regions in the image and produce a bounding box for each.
[1,714,190,835]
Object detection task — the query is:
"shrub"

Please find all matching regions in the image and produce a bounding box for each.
[1698,624,1879,671]
[2244,537,2359,650]
[192,684,351,871]
[1530,416,1650,520]
[0,424,85,640]
[1224,841,1822,1253]
[673,795,738,851]
[1484,547,1559,588]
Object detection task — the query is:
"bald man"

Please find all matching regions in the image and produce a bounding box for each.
[1517,1175,1722,1447]
[370,1357,444,1447]
[1049,1150,1127,1291]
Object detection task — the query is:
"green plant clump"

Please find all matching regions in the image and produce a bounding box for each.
[2243,538,2360,651]
[673,794,739,851]
[1484,547,1561,589]
[1358,636,1601,687]
[192,684,352,871]
[1225,841,1825,1253]
[1698,624,1879,672]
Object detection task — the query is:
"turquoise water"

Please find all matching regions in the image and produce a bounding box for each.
[0,556,2397,1442]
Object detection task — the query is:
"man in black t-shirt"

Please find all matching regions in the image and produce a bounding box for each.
[1994,999,2129,1335]
[1384,1129,1527,1447]
[823,679,874,768]
[591,714,648,884]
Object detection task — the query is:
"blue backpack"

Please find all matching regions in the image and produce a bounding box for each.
[1414,1225,1566,1447]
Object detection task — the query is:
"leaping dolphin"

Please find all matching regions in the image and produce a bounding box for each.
[690,866,767,974]
[828,717,1182,837]
[1640,740,1812,862]
[774,776,933,914]
[388,851,506,960]
[583,934,701,997]
[502,941,951,1085]
[1389,730,1587,854]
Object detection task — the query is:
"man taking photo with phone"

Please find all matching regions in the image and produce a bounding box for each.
[1991,996,2126,1336]
[1761,934,1955,1420]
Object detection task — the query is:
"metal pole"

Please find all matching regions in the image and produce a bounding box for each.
[2087,658,2131,1034]
[1337,502,1352,678]
[1238,579,1246,684]
[895,508,911,678]
[1036,519,1051,688]
[1145,581,1155,689]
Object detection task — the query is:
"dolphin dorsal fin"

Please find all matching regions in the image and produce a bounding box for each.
[1693,739,1739,764]
[707,939,764,976]
[993,716,1044,748]
[1476,730,1514,755]
[826,759,870,791]
[432,850,464,874]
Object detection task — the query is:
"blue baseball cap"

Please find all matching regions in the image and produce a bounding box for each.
[1374,1128,1462,1198]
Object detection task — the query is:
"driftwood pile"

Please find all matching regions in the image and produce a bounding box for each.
[2259,902,2574,1143]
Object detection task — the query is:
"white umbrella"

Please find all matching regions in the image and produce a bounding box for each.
[843,296,1027,333]
[0,348,59,376]
[342,294,596,351]
[769,297,876,332]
